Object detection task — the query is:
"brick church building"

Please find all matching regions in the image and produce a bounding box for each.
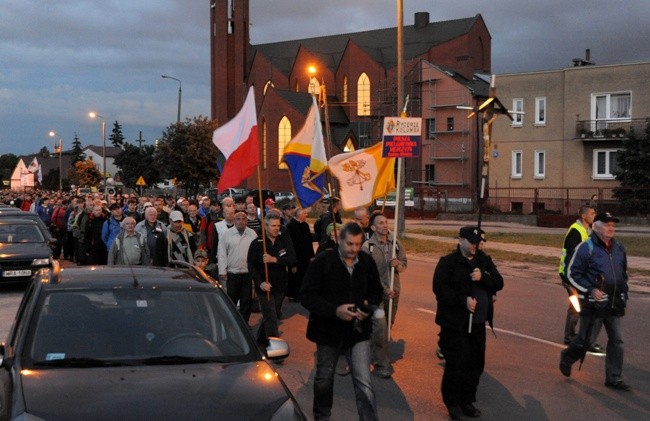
[210,0,493,205]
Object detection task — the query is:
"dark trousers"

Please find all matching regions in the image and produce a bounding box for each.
[226,272,252,323]
[256,289,282,344]
[314,341,377,421]
[439,324,486,407]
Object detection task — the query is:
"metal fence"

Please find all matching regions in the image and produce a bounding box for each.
[487,187,650,215]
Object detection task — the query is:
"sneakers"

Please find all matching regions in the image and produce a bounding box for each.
[605,380,631,391]
[461,403,482,418]
[559,360,572,377]
[436,347,445,360]
[588,343,605,355]
[373,367,392,379]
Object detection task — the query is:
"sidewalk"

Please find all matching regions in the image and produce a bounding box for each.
[403,223,650,295]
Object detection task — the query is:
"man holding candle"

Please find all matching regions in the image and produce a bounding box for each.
[432,226,504,420]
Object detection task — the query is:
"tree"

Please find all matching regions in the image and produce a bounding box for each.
[154,116,219,197]
[0,153,19,183]
[109,121,125,148]
[38,146,50,158]
[68,159,102,188]
[613,120,650,214]
[114,143,163,190]
[41,168,59,191]
[71,133,85,164]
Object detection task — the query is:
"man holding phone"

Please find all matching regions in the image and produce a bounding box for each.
[301,222,384,421]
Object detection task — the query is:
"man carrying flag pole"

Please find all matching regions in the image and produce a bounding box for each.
[212,86,272,307]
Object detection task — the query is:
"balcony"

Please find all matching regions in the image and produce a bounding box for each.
[575,118,647,140]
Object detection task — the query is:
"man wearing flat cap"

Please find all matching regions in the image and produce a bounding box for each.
[560,212,631,391]
[432,226,504,420]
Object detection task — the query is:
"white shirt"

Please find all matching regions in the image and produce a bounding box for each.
[217,226,257,275]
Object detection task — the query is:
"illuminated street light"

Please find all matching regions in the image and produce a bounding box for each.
[161,74,182,123]
[48,131,63,191]
[88,112,107,196]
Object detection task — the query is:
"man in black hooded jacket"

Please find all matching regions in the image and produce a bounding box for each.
[433,226,504,420]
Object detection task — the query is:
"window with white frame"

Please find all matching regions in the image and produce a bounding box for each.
[534,150,545,178]
[592,92,631,131]
[593,149,620,179]
[512,98,523,126]
[535,97,546,125]
[512,150,522,178]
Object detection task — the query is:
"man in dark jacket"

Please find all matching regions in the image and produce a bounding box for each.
[247,213,296,346]
[433,226,504,420]
[286,207,314,301]
[301,222,383,421]
[560,212,630,391]
[135,206,168,267]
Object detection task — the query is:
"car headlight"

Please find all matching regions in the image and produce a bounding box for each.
[31,258,51,266]
[269,397,305,420]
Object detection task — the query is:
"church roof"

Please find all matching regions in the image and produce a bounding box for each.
[250,15,483,74]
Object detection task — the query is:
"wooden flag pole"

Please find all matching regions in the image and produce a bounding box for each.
[256,166,271,300]
[327,183,338,243]
[387,157,403,342]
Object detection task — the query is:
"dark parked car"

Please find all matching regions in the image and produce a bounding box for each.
[0,265,305,420]
[0,210,53,241]
[0,219,58,285]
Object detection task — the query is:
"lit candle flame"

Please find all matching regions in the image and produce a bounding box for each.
[569,294,581,312]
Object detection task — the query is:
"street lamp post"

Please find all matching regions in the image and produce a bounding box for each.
[48,131,63,191]
[88,112,107,196]
[161,75,182,123]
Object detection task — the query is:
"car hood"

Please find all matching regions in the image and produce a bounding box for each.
[0,242,51,259]
[21,361,294,420]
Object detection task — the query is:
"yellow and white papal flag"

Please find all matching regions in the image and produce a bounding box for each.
[328,142,396,210]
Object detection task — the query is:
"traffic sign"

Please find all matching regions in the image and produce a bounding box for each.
[136,176,147,186]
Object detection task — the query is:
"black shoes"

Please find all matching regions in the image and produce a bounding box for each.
[447,406,462,420]
[461,403,481,418]
[559,360,572,377]
[605,380,631,391]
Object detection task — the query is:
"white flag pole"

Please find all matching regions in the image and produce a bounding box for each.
[387,157,402,342]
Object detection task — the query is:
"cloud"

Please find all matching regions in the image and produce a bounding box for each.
[1,0,648,156]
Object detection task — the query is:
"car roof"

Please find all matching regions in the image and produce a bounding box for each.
[41,265,221,291]
[0,218,39,226]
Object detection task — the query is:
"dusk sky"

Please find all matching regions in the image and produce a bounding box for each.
[2,0,648,156]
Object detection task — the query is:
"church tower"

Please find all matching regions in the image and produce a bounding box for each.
[210,0,250,126]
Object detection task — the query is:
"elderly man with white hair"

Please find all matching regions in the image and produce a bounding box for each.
[135,206,168,266]
[107,217,150,265]
[560,212,630,391]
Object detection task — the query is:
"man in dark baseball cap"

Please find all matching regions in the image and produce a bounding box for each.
[594,212,620,223]
[458,226,485,245]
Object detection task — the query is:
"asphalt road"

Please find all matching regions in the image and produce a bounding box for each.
[1,254,649,420]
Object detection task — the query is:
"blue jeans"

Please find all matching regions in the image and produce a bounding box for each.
[314,340,378,421]
[561,313,623,383]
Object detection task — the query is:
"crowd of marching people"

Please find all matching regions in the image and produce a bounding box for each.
[1,189,631,420]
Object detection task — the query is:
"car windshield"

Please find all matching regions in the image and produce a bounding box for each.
[25,289,254,367]
[0,225,44,243]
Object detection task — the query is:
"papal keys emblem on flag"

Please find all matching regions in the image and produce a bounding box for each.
[341,159,371,190]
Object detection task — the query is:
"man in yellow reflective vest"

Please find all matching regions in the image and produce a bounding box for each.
[558,205,602,352]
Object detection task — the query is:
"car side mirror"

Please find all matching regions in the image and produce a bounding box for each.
[265,337,290,361]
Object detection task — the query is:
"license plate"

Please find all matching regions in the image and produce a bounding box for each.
[3,269,32,277]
